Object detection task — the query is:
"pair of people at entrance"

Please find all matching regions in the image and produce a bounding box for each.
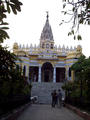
[51,89,62,108]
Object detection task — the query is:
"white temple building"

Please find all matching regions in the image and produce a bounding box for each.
[13,13,82,103]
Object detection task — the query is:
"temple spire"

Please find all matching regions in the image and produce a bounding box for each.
[46,11,49,21]
[40,12,54,41]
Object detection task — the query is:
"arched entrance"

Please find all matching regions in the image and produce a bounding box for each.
[41,62,53,82]
[56,68,65,82]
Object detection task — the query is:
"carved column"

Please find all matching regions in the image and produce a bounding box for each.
[53,67,56,83]
[26,66,30,84]
[38,66,41,83]
[71,70,75,81]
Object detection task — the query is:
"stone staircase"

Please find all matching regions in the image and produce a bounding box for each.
[31,82,65,104]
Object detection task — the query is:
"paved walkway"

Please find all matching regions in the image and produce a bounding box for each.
[17,104,84,120]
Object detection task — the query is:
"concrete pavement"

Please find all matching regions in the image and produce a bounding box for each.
[17,104,84,120]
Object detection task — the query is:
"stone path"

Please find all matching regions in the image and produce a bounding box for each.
[17,104,84,120]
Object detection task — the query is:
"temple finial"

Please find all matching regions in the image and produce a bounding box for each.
[46,11,49,20]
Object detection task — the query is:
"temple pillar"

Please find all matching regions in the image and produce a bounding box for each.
[21,64,23,76]
[20,64,23,76]
[38,66,41,83]
[53,67,56,83]
[71,70,75,81]
[26,66,30,84]
[26,66,29,77]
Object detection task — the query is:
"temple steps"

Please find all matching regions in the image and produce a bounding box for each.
[31,82,65,104]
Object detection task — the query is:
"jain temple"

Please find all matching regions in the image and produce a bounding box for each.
[13,13,82,103]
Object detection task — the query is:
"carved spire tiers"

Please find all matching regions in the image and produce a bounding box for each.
[40,12,54,41]
[40,12,54,49]
[46,11,49,21]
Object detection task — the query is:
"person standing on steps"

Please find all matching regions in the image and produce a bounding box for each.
[51,90,57,107]
[57,89,62,108]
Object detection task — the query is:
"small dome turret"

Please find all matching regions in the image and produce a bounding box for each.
[13,42,18,50]
[77,45,82,53]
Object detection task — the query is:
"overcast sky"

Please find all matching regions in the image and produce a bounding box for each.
[4,0,90,57]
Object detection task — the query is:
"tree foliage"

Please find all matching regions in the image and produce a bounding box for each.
[0,0,31,105]
[61,0,90,40]
[62,55,90,111]
[0,46,31,102]
[0,0,22,43]
[62,55,90,104]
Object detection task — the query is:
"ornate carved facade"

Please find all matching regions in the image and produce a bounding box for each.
[13,13,82,83]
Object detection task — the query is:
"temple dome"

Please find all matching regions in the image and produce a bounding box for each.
[40,12,54,41]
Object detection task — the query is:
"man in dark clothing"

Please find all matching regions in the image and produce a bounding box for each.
[51,90,57,107]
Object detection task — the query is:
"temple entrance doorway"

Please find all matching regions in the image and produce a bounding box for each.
[29,67,38,82]
[42,62,53,82]
[56,68,65,82]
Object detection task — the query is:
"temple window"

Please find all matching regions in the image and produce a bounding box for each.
[42,43,44,48]
[51,44,53,49]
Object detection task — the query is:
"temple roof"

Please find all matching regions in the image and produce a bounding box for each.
[40,12,54,41]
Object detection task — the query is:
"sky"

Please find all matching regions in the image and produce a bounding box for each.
[3,0,90,57]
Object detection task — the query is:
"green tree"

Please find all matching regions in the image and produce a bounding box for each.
[61,0,90,40]
[0,1,32,114]
[0,47,31,102]
[0,0,22,96]
[0,0,22,43]
[0,0,31,102]
[62,55,90,110]
[71,55,90,101]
